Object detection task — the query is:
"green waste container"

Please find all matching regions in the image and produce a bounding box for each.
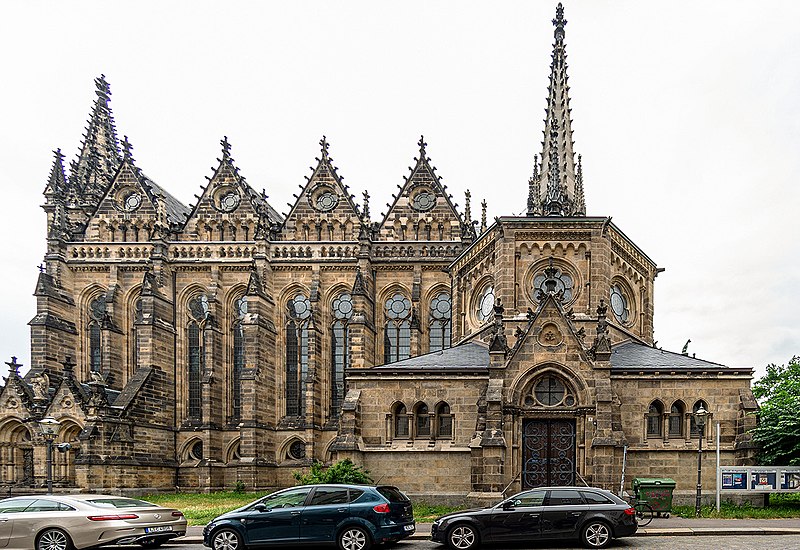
[632,478,676,515]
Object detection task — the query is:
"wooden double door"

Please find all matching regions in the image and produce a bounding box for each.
[521,418,576,488]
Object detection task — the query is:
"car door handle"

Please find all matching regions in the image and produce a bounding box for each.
[570,512,582,516]
[0,519,7,523]
[290,511,301,516]
[337,508,347,513]
[528,513,540,518]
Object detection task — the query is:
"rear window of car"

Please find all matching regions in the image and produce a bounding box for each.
[347,489,364,503]
[376,487,410,503]
[309,488,350,506]
[27,499,75,512]
[86,498,155,508]
[581,491,614,504]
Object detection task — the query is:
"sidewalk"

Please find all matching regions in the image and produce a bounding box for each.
[177,517,800,543]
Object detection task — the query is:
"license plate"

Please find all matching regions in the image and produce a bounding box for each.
[145,526,173,533]
[403,525,415,532]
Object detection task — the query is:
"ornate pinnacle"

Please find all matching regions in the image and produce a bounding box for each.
[362,190,370,221]
[418,135,427,159]
[527,154,540,216]
[575,154,586,215]
[5,356,21,376]
[121,135,134,163]
[480,200,487,233]
[464,190,472,223]
[221,135,231,160]
[553,2,567,42]
[94,74,111,101]
[319,135,330,161]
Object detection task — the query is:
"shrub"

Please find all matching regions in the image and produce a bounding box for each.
[233,479,246,493]
[293,459,373,485]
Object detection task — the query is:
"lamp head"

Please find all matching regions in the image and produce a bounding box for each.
[38,416,61,439]
[694,405,708,429]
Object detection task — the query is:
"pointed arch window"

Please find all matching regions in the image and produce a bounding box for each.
[393,403,409,439]
[647,401,664,438]
[131,297,142,372]
[187,293,209,419]
[669,401,685,438]
[429,292,452,352]
[436,402,453,438]
[286,293,312,416]
[414,403,430,438]
[231,296,247,421]
[88,297,105,373]
[384,293,411,364]
[331,293,353,416]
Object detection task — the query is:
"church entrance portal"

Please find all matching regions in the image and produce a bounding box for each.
[522,418,576,488]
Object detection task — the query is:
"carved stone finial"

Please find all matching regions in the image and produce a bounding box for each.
[121,135,134,163]
[246,267,264,297]
[553,2,567,41]
[319,135,330,160]
[480,200,488,233]
[489,299,509,353]
[464,190,472,223]
[418,135,427,159]
[362,190,370,221]
[5,357,21,376]
[220,135,232,160]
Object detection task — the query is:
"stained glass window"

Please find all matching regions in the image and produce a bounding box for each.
[286,294,311,416]
[231,297,247,420]
[187,293,208,419]
[88,297,105,373]
[331,293,353,416]
[533,268,575,302]
[429,292,452,352]
[476,285,495,323]
[610,284,630,323]
[384,293,411,364]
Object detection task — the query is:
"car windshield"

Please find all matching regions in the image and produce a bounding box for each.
[376,487,409,502]
[86,498,156,508]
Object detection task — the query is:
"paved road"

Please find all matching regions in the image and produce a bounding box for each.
[165,534,800,550]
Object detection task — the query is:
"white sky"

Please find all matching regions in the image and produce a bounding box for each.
[1,1,798,380]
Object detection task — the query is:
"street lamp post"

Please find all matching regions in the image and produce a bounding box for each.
[38,416,61,494]
[694,405,708,517]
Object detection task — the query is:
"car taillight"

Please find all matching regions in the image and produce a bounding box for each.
[624,507,636,516]
[88,514,140,521]
[373,503,391,513]
[172,511,184,517]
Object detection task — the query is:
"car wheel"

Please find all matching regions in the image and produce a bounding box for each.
[37,528,73,550]
[447,523,479,550]
[581,520,612,549]
[212,528,244,550]
[338,526,371,550]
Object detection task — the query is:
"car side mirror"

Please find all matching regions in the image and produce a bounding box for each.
[254,503,267,512]
[502,500,515,511]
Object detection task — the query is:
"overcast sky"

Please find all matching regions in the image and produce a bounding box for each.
[1,1,798,380]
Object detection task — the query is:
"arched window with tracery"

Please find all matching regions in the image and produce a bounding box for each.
[429,292,452,352]
[384,293,411,364]
[647,400,664,438]
[331,293,353,416]
[88,296,105,373]
[231,296,247,421]
[475,284,495,323]
[131,296,142,373]
[436,402,453,438]
[286,293,312,416]
[669,401,684,437]
[187,293,209,419]
[393,403,409,439]
[414,402,430,438]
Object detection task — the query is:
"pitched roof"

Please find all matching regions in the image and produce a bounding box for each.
[368,341,489,372]
[611,341,730,370]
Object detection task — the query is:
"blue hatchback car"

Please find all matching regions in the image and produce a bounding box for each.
[203,484,414,550]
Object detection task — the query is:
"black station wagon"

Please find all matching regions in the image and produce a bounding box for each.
[430,486,637,549]
[203,484,414,550]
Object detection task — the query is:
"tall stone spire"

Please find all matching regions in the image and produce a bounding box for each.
[533,3,584,217]
[69,75,121,208]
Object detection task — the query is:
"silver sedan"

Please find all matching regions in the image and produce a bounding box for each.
[0,494,187,550]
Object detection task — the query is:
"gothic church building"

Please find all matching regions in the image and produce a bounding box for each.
[1,4,757,500]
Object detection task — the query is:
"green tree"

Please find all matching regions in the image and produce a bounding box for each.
[751,356,800,465]
[293,459,373,485]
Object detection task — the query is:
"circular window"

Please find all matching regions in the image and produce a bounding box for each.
[333,293,354,320]
[315,191,339,212]
[188,294,209,321]
[411,190,436,212]
[123,191,142,212]
[189,440,203,460]
[610,284,630,324]
[219,191,240,212]
[288,440,306,460]
[526,376,576,408]
[532,267,575,302]
[476,286,495,322]
[431,293,451,320]
[385,293,411,320]
[288,294,312,320]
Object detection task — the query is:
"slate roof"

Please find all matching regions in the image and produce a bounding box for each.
[611,341,729,370]
[368,342,489,372]
[140,174,191,226]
